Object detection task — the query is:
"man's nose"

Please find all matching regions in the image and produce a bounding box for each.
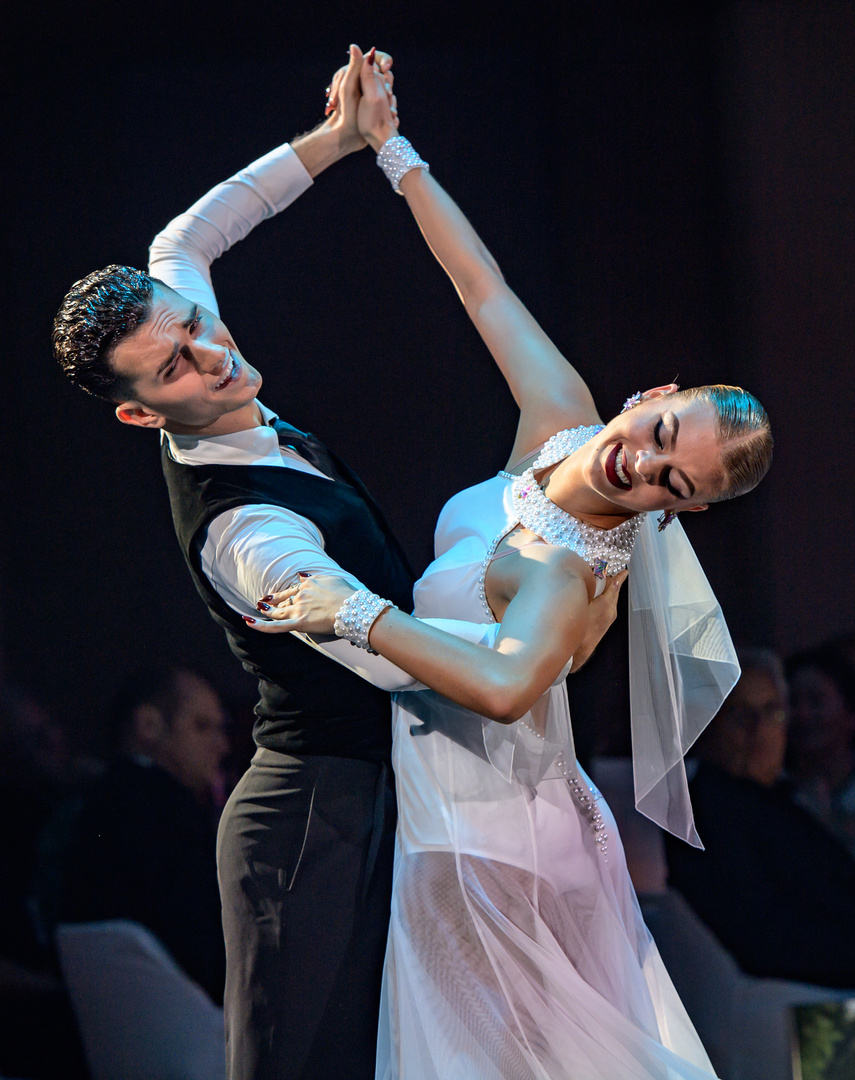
[197,343,227,375]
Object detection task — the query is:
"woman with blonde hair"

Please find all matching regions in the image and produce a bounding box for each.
[254,53,772,1079]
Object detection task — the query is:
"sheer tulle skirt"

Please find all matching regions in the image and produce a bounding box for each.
[376,691,717,1080]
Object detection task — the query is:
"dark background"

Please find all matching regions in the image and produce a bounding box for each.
[3,1,854,757]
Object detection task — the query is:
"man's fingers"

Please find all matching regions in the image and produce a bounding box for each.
[339,43,364,97]
[325,67,347,115]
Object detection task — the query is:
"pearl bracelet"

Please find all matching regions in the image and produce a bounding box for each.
[333,590,397,652]
[376,136,430,194]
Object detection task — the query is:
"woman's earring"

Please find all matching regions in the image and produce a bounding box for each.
[622,392,643,412]
[657,510,677,532]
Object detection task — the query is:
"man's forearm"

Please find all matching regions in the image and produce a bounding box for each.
[291,117,364,178]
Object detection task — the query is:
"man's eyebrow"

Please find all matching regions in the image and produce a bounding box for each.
[155,305,197,375]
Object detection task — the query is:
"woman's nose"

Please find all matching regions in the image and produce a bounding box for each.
[635,449,654,482]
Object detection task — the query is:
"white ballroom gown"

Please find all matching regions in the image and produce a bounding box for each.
[375,428,718,1080]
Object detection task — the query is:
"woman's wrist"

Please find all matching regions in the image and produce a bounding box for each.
[375,135,430,194]
[333,590,397,652]
[364,122,400,154]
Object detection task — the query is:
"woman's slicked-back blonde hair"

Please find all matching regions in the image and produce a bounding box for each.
[677,385,772,501]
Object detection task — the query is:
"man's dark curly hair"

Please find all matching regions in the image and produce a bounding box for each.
[53,265,159,402]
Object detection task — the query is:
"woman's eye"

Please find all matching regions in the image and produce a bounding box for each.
[654,420,664,449]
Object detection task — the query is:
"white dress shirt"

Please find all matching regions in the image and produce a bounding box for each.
[151,143,491,691]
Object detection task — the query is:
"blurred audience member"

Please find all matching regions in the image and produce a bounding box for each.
[786,646,855,859]
[665,648,855,989]
[57,663,229,1004]
[0,685,89,1078]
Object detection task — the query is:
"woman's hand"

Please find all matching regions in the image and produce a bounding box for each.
[569,570,628,672]
[244,574,358,635]
[357,47,400,152]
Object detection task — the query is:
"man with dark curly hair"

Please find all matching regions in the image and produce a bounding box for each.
[52,47,427,1080]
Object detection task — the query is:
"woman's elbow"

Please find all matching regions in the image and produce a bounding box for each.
[477,674,533,725]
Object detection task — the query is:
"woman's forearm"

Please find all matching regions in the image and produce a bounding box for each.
[397,165,602,440]
[364,557,590,722]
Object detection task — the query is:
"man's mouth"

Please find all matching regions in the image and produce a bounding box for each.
[605,444,632,490]
[214,353,239,390]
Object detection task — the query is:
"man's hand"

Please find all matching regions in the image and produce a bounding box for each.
[569,570,628,673]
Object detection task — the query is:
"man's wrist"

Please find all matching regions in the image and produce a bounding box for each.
[291,118,364,179]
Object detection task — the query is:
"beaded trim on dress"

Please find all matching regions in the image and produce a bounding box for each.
[481,426,644,620]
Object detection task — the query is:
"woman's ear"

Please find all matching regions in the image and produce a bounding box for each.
[642,383,680,400]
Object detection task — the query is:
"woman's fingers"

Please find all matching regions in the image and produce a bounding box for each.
[242,616,293,634]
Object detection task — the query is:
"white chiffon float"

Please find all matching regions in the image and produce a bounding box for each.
[376,450,718,1079]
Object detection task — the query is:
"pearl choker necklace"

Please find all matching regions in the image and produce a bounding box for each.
[480,427,643,620]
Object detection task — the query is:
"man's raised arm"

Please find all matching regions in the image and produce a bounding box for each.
[148,44,389,313]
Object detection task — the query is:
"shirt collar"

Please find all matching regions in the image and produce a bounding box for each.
[162,401,286,467]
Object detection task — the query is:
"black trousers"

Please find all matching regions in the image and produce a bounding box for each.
[217,748,396,1080]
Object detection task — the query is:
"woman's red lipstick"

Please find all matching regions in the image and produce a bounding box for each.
[605,444,632,490]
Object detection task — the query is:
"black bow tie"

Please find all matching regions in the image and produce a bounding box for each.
[273,421,347,484]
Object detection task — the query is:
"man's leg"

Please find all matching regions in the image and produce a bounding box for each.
[218,750,395,1080]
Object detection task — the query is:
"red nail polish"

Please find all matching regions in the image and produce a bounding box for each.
[367,46,376,64]
[242,616,256,624]
[257,602,271,612]
[298,572,312,579]
[260,595,274,601]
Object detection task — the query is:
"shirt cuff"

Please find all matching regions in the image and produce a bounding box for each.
[242,143,313,212]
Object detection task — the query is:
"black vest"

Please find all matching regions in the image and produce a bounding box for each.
[161,434,415,762]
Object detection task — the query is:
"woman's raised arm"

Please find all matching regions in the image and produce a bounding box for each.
[357,57,602,463]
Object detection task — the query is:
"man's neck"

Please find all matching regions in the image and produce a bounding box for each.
[164,399,265,438]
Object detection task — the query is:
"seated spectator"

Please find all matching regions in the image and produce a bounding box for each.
[0,684,89,1079]
[664,648,855,989]
[57,663,229,1004]
[786,646,855,859]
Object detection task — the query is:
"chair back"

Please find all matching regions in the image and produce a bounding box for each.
[56,920,226,1080]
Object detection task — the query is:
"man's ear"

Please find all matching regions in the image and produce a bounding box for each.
[115,401,167,429]
[642,383,680,400]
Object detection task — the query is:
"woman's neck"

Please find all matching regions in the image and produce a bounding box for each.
[539,453,636,531]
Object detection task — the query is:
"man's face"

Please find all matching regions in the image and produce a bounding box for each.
[156,671,229,799]
[110,285,262,435]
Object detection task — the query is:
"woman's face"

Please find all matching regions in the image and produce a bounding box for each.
[583,390,724,515]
